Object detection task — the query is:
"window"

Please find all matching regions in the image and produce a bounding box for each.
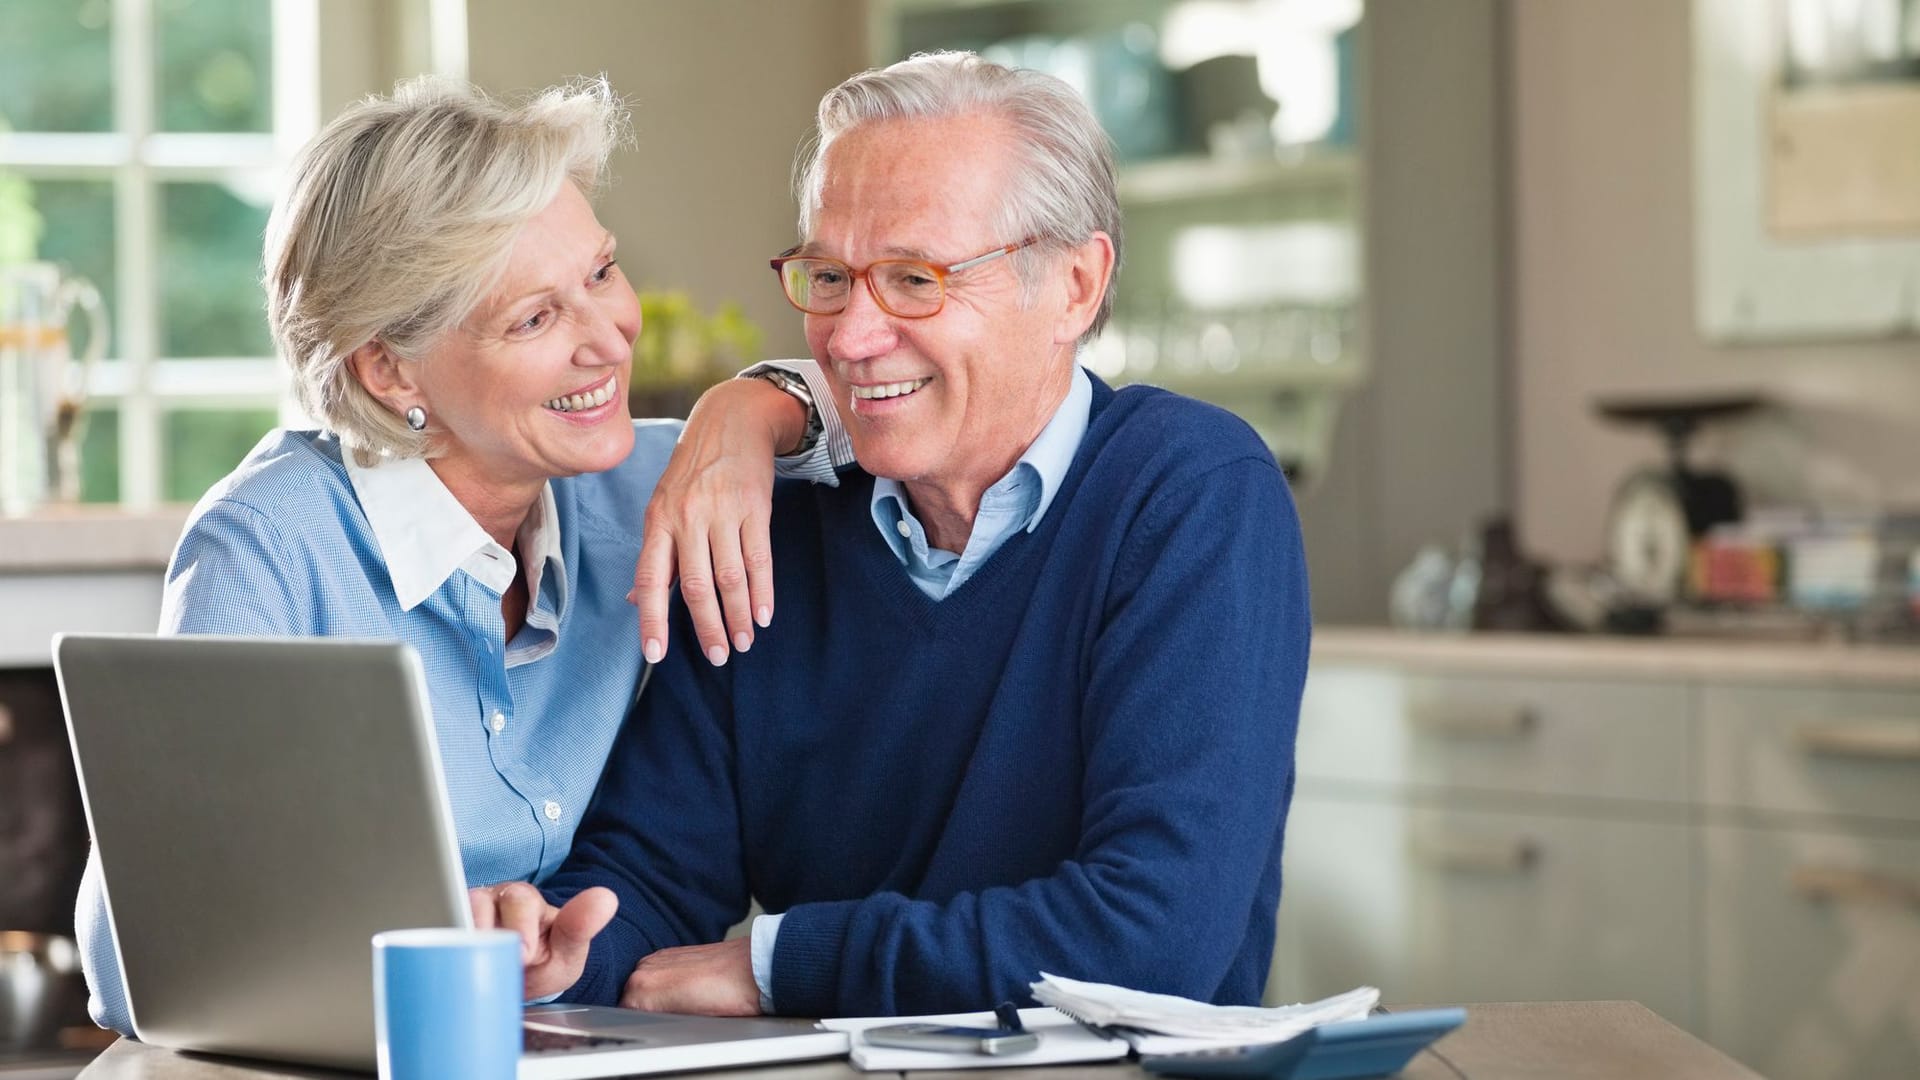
[0,0,317,506]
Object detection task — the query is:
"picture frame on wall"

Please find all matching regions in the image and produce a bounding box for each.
[1693,0,1920,342]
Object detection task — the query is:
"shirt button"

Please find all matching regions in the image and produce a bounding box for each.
[544,800,562,822]
[489,711,507,733]
[896,520,912,539]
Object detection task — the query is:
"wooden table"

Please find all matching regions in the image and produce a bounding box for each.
[72,1002,1766,1080]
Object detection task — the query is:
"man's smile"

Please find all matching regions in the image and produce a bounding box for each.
[849,377,932,401]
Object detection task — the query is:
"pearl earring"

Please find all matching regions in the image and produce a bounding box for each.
[405,406,427,432]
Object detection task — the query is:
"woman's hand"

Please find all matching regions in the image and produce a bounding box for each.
[633,377,809,666]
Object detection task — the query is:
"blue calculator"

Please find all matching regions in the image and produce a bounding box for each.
[1140,1008,1467,1080]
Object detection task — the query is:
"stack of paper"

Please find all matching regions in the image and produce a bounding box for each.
[1029,972,1380,1054]
[819,980,1382,1070]
[820,1007,1128,1071]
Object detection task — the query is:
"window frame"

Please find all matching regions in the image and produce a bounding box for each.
[0,0,319,506]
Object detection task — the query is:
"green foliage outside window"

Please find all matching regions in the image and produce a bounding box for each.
[2,1,282,505]
[0,0,114,132]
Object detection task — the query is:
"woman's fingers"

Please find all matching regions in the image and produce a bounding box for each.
[633,521,677,664]
[706,522,758,656]
[637,376,792,665]
[741,506,775,632]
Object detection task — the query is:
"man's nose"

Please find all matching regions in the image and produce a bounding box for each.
[826,278,898,362]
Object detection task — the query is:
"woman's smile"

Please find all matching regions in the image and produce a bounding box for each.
[543,372,620,415]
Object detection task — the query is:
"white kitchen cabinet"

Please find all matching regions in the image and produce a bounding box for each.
[0,510,180,668]
[1702,822,1920,1080]
[1299,667,1692,805]
[1280,630,1920,1080]
[1701,683,1920,824]
[1272,791,1696,1027]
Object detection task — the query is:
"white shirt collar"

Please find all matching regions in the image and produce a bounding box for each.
[344,451,561,613]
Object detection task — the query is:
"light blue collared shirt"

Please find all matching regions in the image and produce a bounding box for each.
[749,365,1093,1010]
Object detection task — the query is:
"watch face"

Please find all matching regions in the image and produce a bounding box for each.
[1609,471,1691,603]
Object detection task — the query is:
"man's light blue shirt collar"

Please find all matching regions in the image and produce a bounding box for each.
[871,363,1091,540]
[867,365,1090,599]
[344,451,563,614]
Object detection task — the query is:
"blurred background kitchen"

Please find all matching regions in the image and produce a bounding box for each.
[2,1,1917,1077]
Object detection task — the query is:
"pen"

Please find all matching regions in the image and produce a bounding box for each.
[994,1001,1026,1034]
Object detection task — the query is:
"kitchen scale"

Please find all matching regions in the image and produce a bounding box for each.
[1594,394,1763,604]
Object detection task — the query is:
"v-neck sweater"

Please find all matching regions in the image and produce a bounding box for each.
[550,377,1312,1017]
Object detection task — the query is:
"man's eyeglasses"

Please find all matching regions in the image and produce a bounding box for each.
[769,238,1038,319]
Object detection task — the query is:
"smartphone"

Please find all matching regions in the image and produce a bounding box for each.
[862,1022,1042,1055]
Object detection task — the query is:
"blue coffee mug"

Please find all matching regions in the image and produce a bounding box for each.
[372,928,521,1080]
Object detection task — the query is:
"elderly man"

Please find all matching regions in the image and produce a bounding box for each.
[483,51,1311,1018]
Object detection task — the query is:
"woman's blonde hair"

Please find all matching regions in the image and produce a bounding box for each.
[264,76,628,463]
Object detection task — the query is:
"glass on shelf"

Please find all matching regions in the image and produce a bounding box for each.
[1093,300,1356,382]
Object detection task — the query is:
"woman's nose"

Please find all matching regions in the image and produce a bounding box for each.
[583,290,639,365]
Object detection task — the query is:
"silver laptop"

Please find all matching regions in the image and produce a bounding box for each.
[53,634,848,1078]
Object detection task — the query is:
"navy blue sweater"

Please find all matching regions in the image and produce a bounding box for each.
[549,377,1311,1016]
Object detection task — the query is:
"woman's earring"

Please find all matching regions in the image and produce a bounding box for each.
[405,406,427,432]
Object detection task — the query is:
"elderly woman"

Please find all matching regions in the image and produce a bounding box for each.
[74,77,849,1035]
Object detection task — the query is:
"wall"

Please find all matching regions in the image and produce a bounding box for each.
[1295,0,1507,623]
[1508,0,1920,564]
[456,1,1508,626]
[463,0,868,362]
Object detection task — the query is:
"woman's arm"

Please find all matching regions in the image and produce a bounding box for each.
[632,359,847,666]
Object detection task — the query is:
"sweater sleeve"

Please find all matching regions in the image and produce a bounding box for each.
[772,453,1311,1016]
[541,609,751,1006]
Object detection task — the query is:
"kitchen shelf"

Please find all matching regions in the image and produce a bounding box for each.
[1117,150,1358,206]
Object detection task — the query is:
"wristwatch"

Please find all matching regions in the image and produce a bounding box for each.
[745,368,824,456]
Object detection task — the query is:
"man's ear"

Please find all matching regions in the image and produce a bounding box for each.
[1052,231,1116,346]
[344,340,419,413]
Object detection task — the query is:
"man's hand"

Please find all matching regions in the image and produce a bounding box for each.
[633,378,807,668]
[619,937,761,1016]
[469,883,616,1001]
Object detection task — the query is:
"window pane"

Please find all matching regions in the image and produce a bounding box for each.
[77,404,117,503]
[29,179,116,361]
[0,0,113,132]
[155,0,272,133]
[160,180,271,357]
[163,407,274,503]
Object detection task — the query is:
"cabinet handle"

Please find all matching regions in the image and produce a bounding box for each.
[1794,721,1920,761]
[1411,832,1540,874]
[0,702,12,746]
[1406,706,1537,738]
[1791,865,1920,909]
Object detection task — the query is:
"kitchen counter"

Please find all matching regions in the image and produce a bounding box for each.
[0,509,186,574]
[0,509,185,669]
[1314,626,1920,687]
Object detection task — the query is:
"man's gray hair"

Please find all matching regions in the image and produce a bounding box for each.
[794,51,1121,341]
[264,76,627,464]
